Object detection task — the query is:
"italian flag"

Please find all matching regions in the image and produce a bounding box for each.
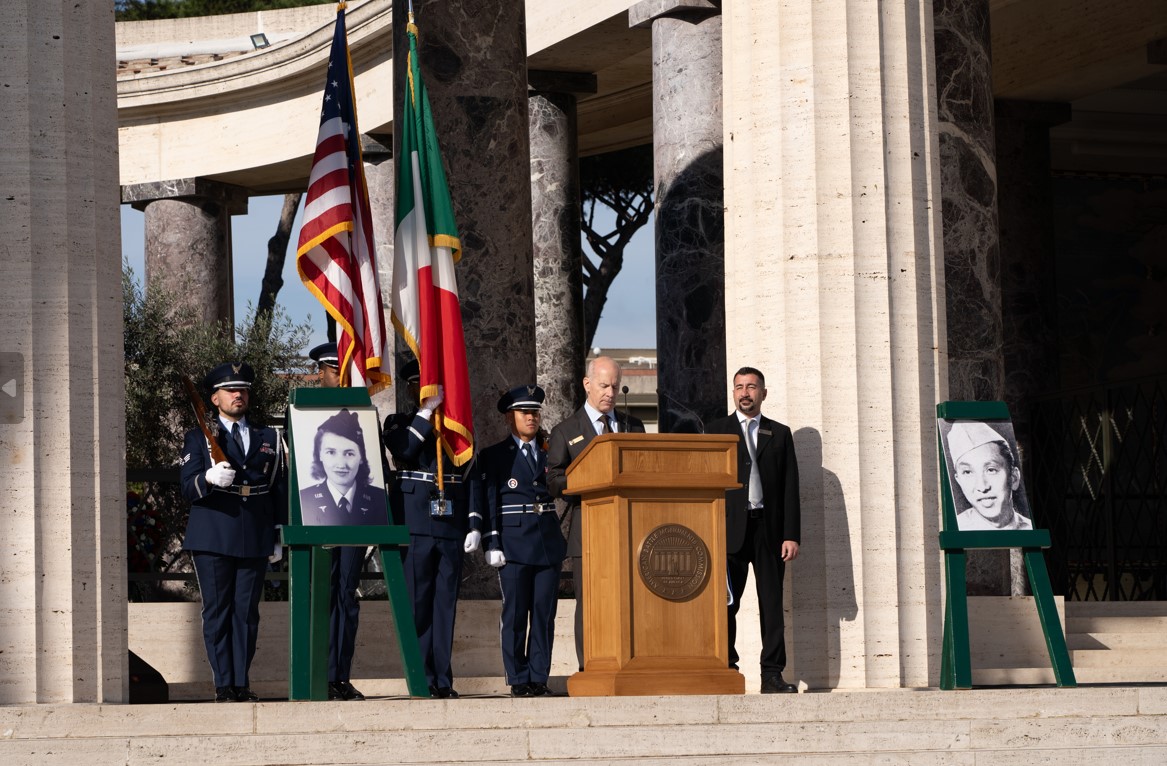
[391,15,474,465]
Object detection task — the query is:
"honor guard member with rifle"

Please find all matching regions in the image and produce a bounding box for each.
[471,385,566,697]
[383,360,478,698]
[307,342,368,701]
[180,361,286,703]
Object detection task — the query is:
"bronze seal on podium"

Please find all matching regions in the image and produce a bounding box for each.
[637,523,710,602]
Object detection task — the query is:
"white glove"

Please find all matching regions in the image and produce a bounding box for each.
[486,549,506,568]
[204,461,236,488]
[268,542,283,564]
[418,385,446,420]
[464,530,481,553]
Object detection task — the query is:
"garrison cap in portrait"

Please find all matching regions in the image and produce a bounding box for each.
[946,421,1012,463]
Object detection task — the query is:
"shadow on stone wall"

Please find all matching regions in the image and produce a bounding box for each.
[792,427,856,690]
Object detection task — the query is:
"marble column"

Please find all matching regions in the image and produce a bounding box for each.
[361,135,399,415]
[933,0,1003,402]
[529,72,593,429]
[122,178,248,330]
[632,0,726,431]
[933,0,1010,595]
[723,0,946,689]
[1,0,127,702]
[393,0,535,447]
[996,100,1069,595]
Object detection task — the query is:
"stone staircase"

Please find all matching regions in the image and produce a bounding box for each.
[969,598,1167,686]
[1066,601,1167,684]
[3,686,1167,765]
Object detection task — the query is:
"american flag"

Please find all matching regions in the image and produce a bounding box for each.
[296,4,389,392]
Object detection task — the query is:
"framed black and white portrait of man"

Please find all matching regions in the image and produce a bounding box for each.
[937,418,1033,532]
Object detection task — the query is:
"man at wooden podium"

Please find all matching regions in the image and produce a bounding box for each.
[547,356,645,669]
[706,366,801,693]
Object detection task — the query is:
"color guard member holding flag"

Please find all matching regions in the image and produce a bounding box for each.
[387,8,478,699]
[384,361,477,698]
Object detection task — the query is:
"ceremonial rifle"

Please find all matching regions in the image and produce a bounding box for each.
[182,375,229,465]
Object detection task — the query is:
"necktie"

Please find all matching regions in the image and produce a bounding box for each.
[231,422,244,454]
[338,497,350,515]
[745,419,763,507]
[599,415,612,434]
[522,443,538,475]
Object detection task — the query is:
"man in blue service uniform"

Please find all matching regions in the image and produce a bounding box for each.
[471,385,566,697]
[180,361,286,703]
[383,360,478,698]
[706,366,801,694]
[304,343,376,700]
[546,356,644,669]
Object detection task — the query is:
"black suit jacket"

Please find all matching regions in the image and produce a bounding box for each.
[546,406,645,556]
[706,413,800,555]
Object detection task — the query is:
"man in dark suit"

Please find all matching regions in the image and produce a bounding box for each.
[706,366,801,693]
[546,355,645,669]
[383,360,477,698]
[180,361,286,703]
[471,384,566,697]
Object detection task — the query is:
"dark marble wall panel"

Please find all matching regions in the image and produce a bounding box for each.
[934,0,1003,404]
[393,0,534,599]
[530,91,585,430]
[393,0,535,450]
[648,8,726,430]
[933,0,1007,594]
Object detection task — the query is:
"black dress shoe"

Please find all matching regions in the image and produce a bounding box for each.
[331,681,365,701]
[234,686,259,702]
[527,682,551,697]
[214,686,234,703]
[510,683,531,697]
[432,686,458,699]
[760,674,797,694]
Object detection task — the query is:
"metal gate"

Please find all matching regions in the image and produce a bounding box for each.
[1030,377,1167,600]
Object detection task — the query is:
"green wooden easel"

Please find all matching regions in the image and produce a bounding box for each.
[283,387,430,700]
[936,401,1076,689]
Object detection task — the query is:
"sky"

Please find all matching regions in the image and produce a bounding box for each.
[120,195,656,353]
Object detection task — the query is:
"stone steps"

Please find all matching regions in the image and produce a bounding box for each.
[4,687,1167,765]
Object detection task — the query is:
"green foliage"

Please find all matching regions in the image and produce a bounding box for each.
[123,264,313,469]
[123,264,312,593]
[115,0,331,22]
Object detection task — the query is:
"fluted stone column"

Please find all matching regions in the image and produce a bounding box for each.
[122,178,248,329]
[529,73,591,429]
[393,0,535,447]
[933,0,1010,595]
[632,0,726,431]
[723,0,947,689]
[1,0,126,703]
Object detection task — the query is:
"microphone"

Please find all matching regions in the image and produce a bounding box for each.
[622,385,630,421]
[656,389,705,434]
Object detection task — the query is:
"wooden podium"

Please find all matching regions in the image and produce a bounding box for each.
[566,433,746,696]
